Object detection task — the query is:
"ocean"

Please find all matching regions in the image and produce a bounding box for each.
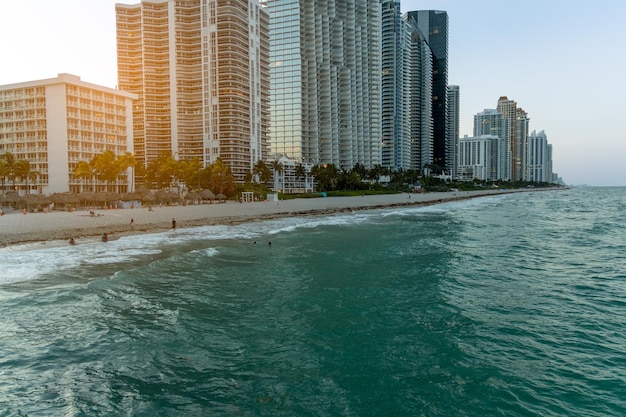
[1,186,625,416]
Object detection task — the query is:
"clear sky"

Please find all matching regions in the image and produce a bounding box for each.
[1,1,625,186]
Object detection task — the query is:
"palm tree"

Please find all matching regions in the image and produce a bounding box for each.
[0,159,9,193]
[295,163,307,192]
[116,151,137,193]
[74,160,96,192]
[178,158,203,191]
[253,160,269,184]
[92,150,121,192]
[211,158,232,195]
[1,152,16,190]
[310,164,338,191]
[271,159,284,192]
[13,159,39,195]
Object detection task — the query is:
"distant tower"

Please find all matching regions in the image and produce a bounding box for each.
[447,85,460,177]
[266,0,382,170]
[474,109,509,180]
[514,108,529,181]
[405,10,448,171]
[496,96,518,181]
[525,130,549,182]
[115,0,270,182]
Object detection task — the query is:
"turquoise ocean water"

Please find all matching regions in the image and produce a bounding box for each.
[1,187,625,416]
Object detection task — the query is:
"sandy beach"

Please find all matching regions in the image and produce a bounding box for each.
[0,189,528,248]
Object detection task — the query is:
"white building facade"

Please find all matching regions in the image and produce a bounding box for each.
[524,129,550,182]
[457,134,503,181]
[0,73,136,194]
[116,0,270,182]
[473,109,510,181]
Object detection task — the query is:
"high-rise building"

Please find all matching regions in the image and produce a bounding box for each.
[405,10,448,171]
[496,96,517,181]
[457,134,500,182]
[267,0,382,170]
[0,73,136,194]
[525,130,550,182]
[378,2,435,172]
[115,0,270,182]
[473,109,509,180]
[513,108,529,181]
[406,19,434,172]
[447,85,459,177]
[380,0,411,170]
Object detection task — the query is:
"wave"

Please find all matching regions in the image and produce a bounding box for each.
[0,194,513,286]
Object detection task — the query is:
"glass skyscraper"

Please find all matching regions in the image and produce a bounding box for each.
[405,10,448,171]
[267,0,382,170]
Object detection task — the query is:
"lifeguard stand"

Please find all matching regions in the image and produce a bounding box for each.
[241,191,254,203]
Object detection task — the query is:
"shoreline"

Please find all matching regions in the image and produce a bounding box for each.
[0,189,542,250]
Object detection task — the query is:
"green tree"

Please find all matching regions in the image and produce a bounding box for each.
[92,150,121,192]
[211,158,235,196]
[145,151,175,190]
[178,158,203,191]
[271,159,283,191]
[310,164,338,191]
[74,160,96,191]
[116,152,137,192]
[13,159,39,194]
[0,159,9,192]
[295,163,307,191]
[253,160,271,184]
[1,152,16,189]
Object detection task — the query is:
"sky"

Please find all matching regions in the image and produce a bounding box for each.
[1,1,625,186]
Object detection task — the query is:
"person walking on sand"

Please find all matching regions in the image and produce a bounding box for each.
[129,218,134,230]
[172,218,176,230]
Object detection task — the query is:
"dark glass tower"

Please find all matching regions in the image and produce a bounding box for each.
[405,10,448,171]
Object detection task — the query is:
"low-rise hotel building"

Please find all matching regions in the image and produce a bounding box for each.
[0,73,136,194]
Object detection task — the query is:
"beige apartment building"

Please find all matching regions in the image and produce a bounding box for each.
[0,73,136,195]
[115,0,270,182]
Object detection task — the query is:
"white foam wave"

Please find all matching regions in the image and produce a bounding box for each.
[0,195,510,285]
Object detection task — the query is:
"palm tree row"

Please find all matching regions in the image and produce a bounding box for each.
[0,152,41,194]
[73,150,136,193]
[73,150,238,197]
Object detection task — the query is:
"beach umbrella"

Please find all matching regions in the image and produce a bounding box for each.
[201,189,215,200]
[37,194,52,205]
[184,191,201,204]
[155,189,168,202]
[79,191,95,205]
[2,191,20,204]
[66,193,81,208]
[21,194,38,211]
[216,192,227,201]
[106,192,121,202]
[50,192,68,205]
[123,191,142,201]
[141,191,156,203]
[94,192,109,203]
[164,191,179,204]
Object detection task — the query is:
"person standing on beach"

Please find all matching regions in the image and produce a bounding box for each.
[130,218,134,230]
[172,218,176,230]
[102,233,108,242]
